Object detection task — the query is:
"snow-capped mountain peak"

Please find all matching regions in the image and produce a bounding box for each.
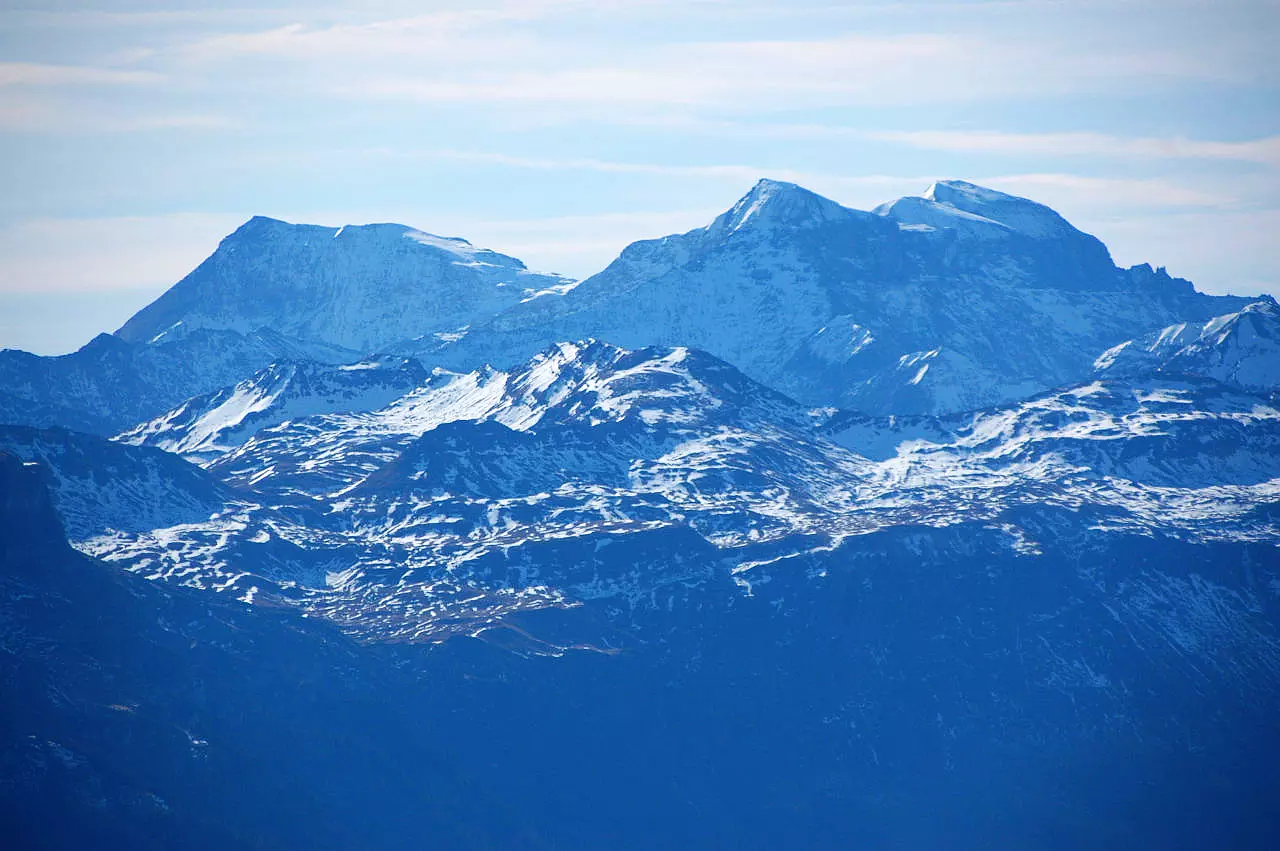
[422,179,1251,416]
[877,178,1086,241]
[218,216,523,271]
[1094,298,1280,393]
[496,340,808,431]
[115,215,574,355]
[714,178,854,234]
[117,355,429,459]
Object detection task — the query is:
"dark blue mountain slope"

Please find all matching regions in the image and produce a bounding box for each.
[0,453,547,851]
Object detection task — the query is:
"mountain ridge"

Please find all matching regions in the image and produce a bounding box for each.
[1,178,1264,436]
[423,179,1254,415]
[66,338,1280,637]
[1096,298,1280,394]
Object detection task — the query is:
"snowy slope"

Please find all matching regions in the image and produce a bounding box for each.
[70,342,1280,646]
[199,340,816,497]
[829,377,1280,499]
[117,355,429,460]
[880,179,1097,242]
[116,217,574,353]
[0,425,232,540]
[0,326,364,436]
[0,219,571,435]
[422,179,1252,415]
[1095,299,1280,394]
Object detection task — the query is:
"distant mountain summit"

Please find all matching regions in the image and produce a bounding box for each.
[425,179,1252,414]
[1095,298,1280,394]
[716,177,851,233]
[875,179,1118,288]
[892,179,1087,240]
[116,216,573,353]
[0,219,572,434]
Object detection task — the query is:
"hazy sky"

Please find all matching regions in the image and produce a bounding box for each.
[2,0,1277,354]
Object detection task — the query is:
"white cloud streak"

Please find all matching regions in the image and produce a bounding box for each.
[0,62,161,87]
[329,32,1214,108]
[0,213,244,294]
[866,130,1280,167]
[978,173,1232,211]
[0,91,232,134]
[147,7,1257,110]
[695,122,1280,167]
[368,148,1240,212]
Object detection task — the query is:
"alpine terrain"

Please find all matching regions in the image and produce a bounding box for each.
[2,179,1278,850]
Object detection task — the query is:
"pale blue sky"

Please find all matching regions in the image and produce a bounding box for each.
[1,0,1277,354]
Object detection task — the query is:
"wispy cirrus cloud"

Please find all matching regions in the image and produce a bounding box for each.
[0,62,161,87]
[0,212,245,294]
[324,31,1225,110]
[166,1,713,64]
[865,130,1280,167]
[366,147,1239,212]
[150,6,1257,111]
[979,173,1231,212]
[177,14,538,63]
[0,91,231,134]
[337,33,958,107]
[689,122,1280,167]
[5,1,1268,124]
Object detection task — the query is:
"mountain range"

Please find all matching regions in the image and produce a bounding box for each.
[2,178,1278,849]
[2,179,1263,435]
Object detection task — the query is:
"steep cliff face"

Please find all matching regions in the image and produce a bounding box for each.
[0,427,232,540]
